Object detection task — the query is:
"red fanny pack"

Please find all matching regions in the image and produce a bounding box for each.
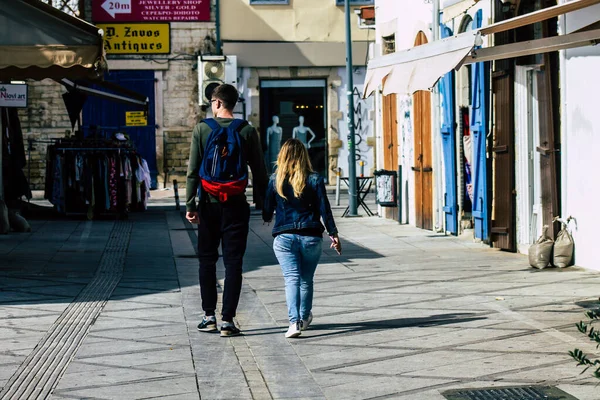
[201,179,248,202]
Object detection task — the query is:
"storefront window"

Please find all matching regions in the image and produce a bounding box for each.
[260,80,328,180]
[335,0,374,5]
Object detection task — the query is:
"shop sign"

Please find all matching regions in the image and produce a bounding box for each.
[92,0,210,22]
[0,84,27,108]
[126,111,148,126]
[99,23,170,54]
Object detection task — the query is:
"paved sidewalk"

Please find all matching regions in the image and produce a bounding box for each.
[1,203,599,399]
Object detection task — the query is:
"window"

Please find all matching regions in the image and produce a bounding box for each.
[250,0,289,4]
[335,0,374,5]
[382,34,395,55]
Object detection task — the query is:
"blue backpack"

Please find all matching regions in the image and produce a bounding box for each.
[199,118,248,202]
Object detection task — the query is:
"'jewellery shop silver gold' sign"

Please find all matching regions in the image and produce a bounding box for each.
[0,84,27,108]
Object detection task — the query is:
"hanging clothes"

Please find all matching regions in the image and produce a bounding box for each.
[44,142,148,218]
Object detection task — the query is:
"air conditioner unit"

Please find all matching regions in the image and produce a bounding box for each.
[198,55,238,105]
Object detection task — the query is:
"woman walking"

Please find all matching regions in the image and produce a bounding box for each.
[263,139,342,338]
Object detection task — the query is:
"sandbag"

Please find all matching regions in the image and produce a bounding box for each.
[8,210,31,233]
[529,225,554,269]
[0,200,9,234]
[553,220,574,268]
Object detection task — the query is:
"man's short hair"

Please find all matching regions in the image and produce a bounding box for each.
[211,84,239,111]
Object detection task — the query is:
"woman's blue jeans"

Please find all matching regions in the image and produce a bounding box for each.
[273,234,322,323]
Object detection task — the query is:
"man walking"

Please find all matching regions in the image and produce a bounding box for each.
[185,84,268,336]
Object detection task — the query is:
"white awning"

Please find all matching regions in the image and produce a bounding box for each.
[441,0,480,24]
[364,31,481,97]
[365,0,600,97]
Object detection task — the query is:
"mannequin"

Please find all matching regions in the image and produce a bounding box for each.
[266,115,282,171]
[292,115,316,149]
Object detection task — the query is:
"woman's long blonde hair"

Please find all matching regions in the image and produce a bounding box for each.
[275,139,313,200]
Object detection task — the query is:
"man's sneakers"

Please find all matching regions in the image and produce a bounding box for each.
[197,315,217,332]
[220,321,242,337]
[285,321,302,338]
[198,316,242,337]
[301,312,313,331]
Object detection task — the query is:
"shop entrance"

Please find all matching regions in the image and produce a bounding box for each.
[82,70,157,189]
[260,80,327,180]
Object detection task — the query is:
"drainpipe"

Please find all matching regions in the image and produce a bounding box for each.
[432,0,444,232]
[215,0,222,55]
[0,109,3,201]
[558,2,568,219]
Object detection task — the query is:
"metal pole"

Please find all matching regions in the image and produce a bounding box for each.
[173,179,180,210]
[432,0,444,232]
[215,0,222,55]
[345,0,358,216]
[335,167,341,206]
[0,109,3,201]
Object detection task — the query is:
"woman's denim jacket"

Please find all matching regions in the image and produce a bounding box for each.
[262,173,338,238]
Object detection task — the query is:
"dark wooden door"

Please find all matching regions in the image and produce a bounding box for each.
[491,70,516,250]
[382,92,398,220]
[537,52,560,238]
[413,31,433,230]
[382,93,398,170]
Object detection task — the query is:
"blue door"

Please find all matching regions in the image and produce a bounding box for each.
[440,24,457,235]
[82,70,157,189]
[471,10,489,240]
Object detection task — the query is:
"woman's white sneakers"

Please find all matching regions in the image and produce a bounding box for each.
[285,321,302,338]
[301,312,313,331]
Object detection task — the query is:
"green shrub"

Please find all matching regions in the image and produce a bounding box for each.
[569,305,600,379]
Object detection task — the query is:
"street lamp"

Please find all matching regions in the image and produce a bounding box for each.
[344,0,358,217]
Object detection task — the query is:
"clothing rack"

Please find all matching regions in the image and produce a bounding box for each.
[45,143,150,219]
[54,147,134,152]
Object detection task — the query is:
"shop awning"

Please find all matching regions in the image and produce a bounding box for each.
[441,0,480,24]
[59,79,149,108]
[0,0,106,81]
[364,31,481,96]
[365,0,600,97]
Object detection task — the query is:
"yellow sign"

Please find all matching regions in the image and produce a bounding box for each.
[126,111,147,126]
[99,23,170,54]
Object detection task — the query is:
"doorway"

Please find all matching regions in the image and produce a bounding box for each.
[413,31,433,230]
[259,80,327,179]
[455,14,475,233]
[82,70,157,189]
[515,66,543,252]
[382,91,398,220]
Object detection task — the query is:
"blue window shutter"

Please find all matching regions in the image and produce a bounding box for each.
[440,24,458,235]
[470,9,489,240]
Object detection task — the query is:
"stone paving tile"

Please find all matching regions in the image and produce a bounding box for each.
[55,365,192,390]
[411,352,568,379]
[53,376,199,400]
[320,376,455,400]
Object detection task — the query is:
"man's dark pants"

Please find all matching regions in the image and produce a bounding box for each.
[197,197,250,322]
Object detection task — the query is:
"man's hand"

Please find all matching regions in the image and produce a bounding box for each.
[186,211,199,224]
[330,234,342,255]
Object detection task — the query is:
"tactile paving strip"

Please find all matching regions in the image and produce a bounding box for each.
[0,222,132,400]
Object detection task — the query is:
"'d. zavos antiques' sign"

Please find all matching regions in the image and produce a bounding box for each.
[98,23,170,54]
[0,84,27,108]
[92,0,210,22]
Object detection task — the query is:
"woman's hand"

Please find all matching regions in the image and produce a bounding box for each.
[330,234,342,255]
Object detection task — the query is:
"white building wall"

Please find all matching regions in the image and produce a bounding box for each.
[561,4,600,270]
[374,0,432,225]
